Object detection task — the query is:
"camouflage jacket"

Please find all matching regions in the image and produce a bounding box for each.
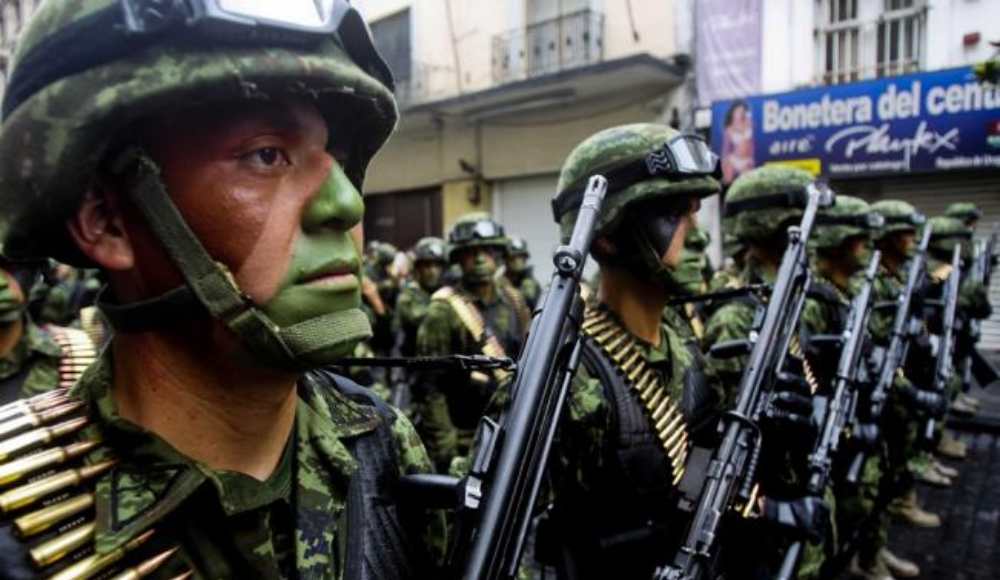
[485,304,716,577]
[0,351,442,579]
[926,256,992,321]
[509,273,541,311]
[413,281,528,470]
[392,281,432,358]
[0,320,95,403]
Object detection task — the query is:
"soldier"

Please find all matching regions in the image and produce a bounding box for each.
[918,216,992,461]
[805,196,922,580]
[364,241,401,354]
[414,213,530,470]
[0,257,97,404]
[703,166,836,580]
[394,237,448,358]
[870,201,946,540]
[503,236,542,310]
[944,202,982,229]
[530,123,721,578]
[0,1,441,577]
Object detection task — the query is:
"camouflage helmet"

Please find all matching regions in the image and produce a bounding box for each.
[927,216,972,257]
[367,241,399,267]
[412,237,448,264]
[870,200,925,238]
[553,124,720,241]
[944,202,983,224]
[724,166,815,242]
[812,195,881,250]
[0,0,397,264]
[508,236,530,258]
[447,213,508,262]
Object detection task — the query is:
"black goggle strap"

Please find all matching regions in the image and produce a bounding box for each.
[814,212,885,229]
[722,189,808,217]
[552,136,720,221]
[932,231,974,241]
[883,213,926,228]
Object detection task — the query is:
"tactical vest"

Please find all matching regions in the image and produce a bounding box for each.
[0,371,427,580]
[541,308,712,579]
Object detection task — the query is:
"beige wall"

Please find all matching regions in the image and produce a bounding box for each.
[442,179,493,229]
[367,97,662,194]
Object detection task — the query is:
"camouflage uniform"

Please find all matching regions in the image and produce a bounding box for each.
[703,167,836,580]
[364,242,401,355]
[413,215,529,470]
[0,1,441,577]
[393,237,448,358]
[504,237,542,310]
[526,123,721,578]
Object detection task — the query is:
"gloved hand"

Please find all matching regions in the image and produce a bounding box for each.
[762,371,815,433]
[762,495,831,543]
[899,385,947,417]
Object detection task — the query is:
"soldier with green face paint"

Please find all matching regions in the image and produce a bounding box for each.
[663,225,712,342]
[503,236,542,310]
[414,214,530,471]
[509,123,722,579]
[393,237,448,359]
[0,1,443,578]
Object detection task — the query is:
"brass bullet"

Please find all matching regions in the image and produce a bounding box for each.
[30,521,96,568]
[0,439,100,486]
[0,460,114,513]
[107,546,180,580]
[0,392,70,424]
[165,572,193,580]
[651,397,673,421]
[0,417,89,463]
[0,402,85,439]
[657,413,683,441]
[15,493,95,537]
[48,528,155,580]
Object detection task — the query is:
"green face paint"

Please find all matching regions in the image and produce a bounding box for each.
[415,262,443,292]
[0,270,24,323]
[460,248,498,286]
[257,169,369,362]
[666,248,708,296]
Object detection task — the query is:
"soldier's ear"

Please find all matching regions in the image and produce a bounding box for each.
[66,185,135,271]
[593,237,618,257]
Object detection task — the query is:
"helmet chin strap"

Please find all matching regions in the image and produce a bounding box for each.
[100,147,371,371]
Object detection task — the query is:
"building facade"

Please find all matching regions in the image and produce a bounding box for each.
[703,0,1000,349]
[357,0,692,280]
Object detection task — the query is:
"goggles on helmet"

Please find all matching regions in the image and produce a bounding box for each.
[449,220,506,245]
[884,213,926,227]
[3,0,393,120]
[815,212,886,229]
[722,181,837,217]
[552,134,720,220]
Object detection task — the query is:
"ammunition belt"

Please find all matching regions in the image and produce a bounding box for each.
[44,326,97,389]
[582,308,689,486]
[0,390,189,578]
[432,287,510,385]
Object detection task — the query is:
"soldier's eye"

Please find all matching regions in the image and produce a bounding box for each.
[242,147,290,168]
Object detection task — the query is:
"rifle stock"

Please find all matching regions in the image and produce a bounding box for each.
[451,175,608,580]
[657,183,835,580]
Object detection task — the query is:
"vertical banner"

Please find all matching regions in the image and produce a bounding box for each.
[696,0,762,106]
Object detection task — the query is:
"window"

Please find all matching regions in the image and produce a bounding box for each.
[816,0,925,85]
[370,9,411,84]
[877,0,923,77]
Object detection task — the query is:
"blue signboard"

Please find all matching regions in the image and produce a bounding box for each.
[710,67,1000,183]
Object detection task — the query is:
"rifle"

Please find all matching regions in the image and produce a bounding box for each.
[923,245,962,442]
[656,183,835,580]
[774,252,881,579]
[865,226,933,420]
[438,175,608,579]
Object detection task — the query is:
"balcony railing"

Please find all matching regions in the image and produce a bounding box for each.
[492,9,604,85]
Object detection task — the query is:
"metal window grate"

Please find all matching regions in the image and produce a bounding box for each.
[491,9,604,85]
